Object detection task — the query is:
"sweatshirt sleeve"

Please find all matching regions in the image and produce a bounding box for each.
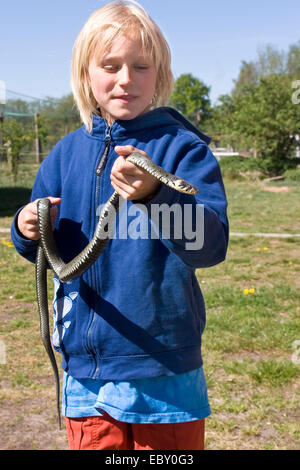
[142,142,229,269]
[10,154,59,264]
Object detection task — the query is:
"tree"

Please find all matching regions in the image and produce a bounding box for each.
[256,44,285,76]
[227,75,300,173]
[287,40,300,76]
[169,73,211,126]
[39,94,81,148]
[232,60,258,97]
[0,118,34,180]
[232,42,300,95]
[210,94,237,147]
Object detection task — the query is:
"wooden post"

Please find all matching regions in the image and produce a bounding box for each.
[34,112,42,163]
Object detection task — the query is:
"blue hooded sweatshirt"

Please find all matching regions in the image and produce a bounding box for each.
[11,107,229,381]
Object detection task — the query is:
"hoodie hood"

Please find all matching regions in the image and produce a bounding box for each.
[88,107,211,145]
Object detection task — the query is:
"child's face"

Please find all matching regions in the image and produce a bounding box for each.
[88,34,156,124]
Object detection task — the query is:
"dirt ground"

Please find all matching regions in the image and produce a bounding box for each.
[0,394,69,450]
[1,380,299,450]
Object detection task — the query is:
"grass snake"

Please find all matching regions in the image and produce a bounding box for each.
[35,151,198,429]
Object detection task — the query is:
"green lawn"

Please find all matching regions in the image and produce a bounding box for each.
[0,162,299,449]
[225,179,300,234]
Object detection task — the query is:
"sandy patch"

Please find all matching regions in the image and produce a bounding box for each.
[261,186,291,193]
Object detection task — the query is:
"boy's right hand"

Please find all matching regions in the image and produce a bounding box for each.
[17,197,62,240]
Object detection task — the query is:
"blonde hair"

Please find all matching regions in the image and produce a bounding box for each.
[71,1,174,132]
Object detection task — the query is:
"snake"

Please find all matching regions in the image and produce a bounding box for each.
[35,151,198,429]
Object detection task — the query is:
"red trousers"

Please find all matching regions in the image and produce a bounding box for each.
[65,413,205,450]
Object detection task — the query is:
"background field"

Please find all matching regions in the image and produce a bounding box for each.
[0,161,299,450]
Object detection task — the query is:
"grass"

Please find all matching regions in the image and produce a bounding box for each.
[197,175,300,450]
[224,179,300,234]
[0,161,299,449]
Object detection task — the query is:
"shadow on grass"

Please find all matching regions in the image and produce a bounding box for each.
[0,187,31,217]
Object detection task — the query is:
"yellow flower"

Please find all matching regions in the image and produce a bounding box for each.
[263,247,269,251]
[289,261,293,265]
[249,288,255,294]
[243,288,249,295]
[1,240,13,248]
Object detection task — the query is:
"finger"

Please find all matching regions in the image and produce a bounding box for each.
[32,197,62,210]
[114,145,136,156]
[110,173,134,193]
[26,225,40,235]
[110,176,137,200]
[110,170,144,191]
[29,197,61,221]
[23,226,40,241]
[114,145,148,158]
[47,197,62,206]
[29,197,61,229]
[112,157,145,179]
[50,205,59,217]
[110,180,129,199]
[21,206,39,224]
[111,169,141,187]
[50,206,59,228]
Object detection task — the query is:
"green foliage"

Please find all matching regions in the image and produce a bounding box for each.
[38,94,81,149]
[219,155,265,180]
[209,94,237,145]
[219,154,299,180]
[287,40,300,76]
[235,75,299,162]
[284,167,300,182]
[0,94,81,166]
[169,73,211,125]
[214,75,300,174]
[211,41,300,175]
[36,115,48,147]
[232,41,300,96]
[0,118,34,181]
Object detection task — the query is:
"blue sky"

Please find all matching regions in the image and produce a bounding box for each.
[1,0,299,104]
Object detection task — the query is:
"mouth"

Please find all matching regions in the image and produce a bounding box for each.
[114,94,137,103]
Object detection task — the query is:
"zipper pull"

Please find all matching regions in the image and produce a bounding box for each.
[105,125,112,142]
[95,126,112,176]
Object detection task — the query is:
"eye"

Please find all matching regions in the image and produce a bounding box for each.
[103,64,119,72]
[134,64,150,71]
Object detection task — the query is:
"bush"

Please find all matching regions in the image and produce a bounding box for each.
[284,167,300,182]
[256,157,300,175]
[219,156,265,180]
[219,155,300,180]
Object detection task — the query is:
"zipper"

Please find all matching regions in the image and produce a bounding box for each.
[87,123,112,378]
[86,310,99,377]
[94,126,112,222]
[95,125,112,176]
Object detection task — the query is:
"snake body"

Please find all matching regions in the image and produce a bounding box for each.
[35,151,198,429]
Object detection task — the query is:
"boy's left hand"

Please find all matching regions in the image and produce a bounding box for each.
[111,145,161,201]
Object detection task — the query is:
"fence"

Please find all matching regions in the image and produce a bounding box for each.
[0,87,81,165]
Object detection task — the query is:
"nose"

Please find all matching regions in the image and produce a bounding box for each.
[118,65,132,86]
